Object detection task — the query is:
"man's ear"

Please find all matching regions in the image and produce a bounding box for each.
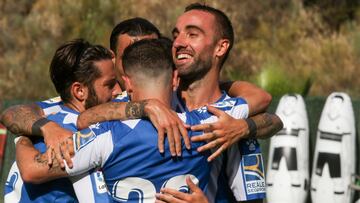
[172,69,179,91]
[215,39,230,58]
[110,50,116,64]
[122,75,133,93]
[72,82,87,101]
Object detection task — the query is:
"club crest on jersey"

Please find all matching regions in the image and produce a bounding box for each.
[245,139,258,151]
[74,128,96,151]
[243,153,266,195]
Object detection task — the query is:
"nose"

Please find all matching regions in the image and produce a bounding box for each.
[173,33,186,49]
[112,81,122,97]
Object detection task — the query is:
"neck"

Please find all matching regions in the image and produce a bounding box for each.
[178,67,222,111]
[64,100,86,113]
[132,86,172,108]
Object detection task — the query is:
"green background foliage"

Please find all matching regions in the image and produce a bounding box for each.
[1,0,360,100]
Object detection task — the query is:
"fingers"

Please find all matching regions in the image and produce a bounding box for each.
[46,146,53,166]
[206,105,224,117]
[155,199,167,203]
[157,128,165,154]
[53,146,65,169]
[191,123,215,132]
[207,145,225,162]
[60,140,73,168]
[179,124,190,150]
[186,176,201,192]
[173,126,182,156]
[67,136,75,157]
[166,126,176,156]
[191,132,217,142]
[161,187,187,198]
[156,193,185,203]
[197,138,221,152]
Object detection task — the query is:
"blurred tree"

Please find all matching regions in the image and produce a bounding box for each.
[304,0,360,31]
[0,0,359,100]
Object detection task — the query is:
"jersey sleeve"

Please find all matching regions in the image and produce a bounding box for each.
[220,97,265,201]
[229,97,249,119]
[36,96,63,116]
[65,126,114,176]
[70,170,111,203]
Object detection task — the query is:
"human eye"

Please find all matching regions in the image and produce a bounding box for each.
[188,32,198,38]
[106,79,117,89]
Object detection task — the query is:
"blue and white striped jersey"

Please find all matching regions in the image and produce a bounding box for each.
[65,93,256,202]
[172,92,266,202]
[35,94,128,203]
[46,106,111,203]
[66,114,210,202]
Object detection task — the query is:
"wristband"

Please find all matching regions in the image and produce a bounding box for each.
[245,118,257,139]
[32,117,51,135]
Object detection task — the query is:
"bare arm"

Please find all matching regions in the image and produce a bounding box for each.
[77,99,190,156]
[15,136,68,184]
[250,112,283,139]
[0,103,74,167]
[0,103,44,136]
[220,81,272,116]
[191,106,283,161]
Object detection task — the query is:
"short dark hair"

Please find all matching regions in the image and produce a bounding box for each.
[122,39,174,85]
[49,39,112,103]
[110,18,161,55]
[185,3,234,66]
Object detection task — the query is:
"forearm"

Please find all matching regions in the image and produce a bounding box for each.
[248,113,283,139]
[77,100,149,129]
[221,81,272,116]
[0,104,44,135]
[16,136,68,184]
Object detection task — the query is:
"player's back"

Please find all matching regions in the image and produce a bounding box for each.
[98,118,210,202]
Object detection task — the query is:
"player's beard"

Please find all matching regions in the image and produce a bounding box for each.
[85,85,100,109]
[177,51,212,83]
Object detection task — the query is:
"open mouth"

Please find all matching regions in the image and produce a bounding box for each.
[177,53,192,60]
[175,51,193,65]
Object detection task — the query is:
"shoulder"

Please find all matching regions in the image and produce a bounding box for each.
[46,107,78,130]
[212,96,249,119]
[36,96,63,115]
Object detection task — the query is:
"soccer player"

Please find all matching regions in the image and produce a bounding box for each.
[157,3,280,202]
[5,39,121,202]
[16,38,261,202]
[109,17,160,90]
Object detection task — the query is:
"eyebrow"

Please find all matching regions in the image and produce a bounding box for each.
[185,25,205,34]
[172,25,205,36]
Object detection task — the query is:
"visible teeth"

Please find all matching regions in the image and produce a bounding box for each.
[177,53,191,59]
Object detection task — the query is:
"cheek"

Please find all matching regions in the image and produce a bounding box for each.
[94,85,111,102]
